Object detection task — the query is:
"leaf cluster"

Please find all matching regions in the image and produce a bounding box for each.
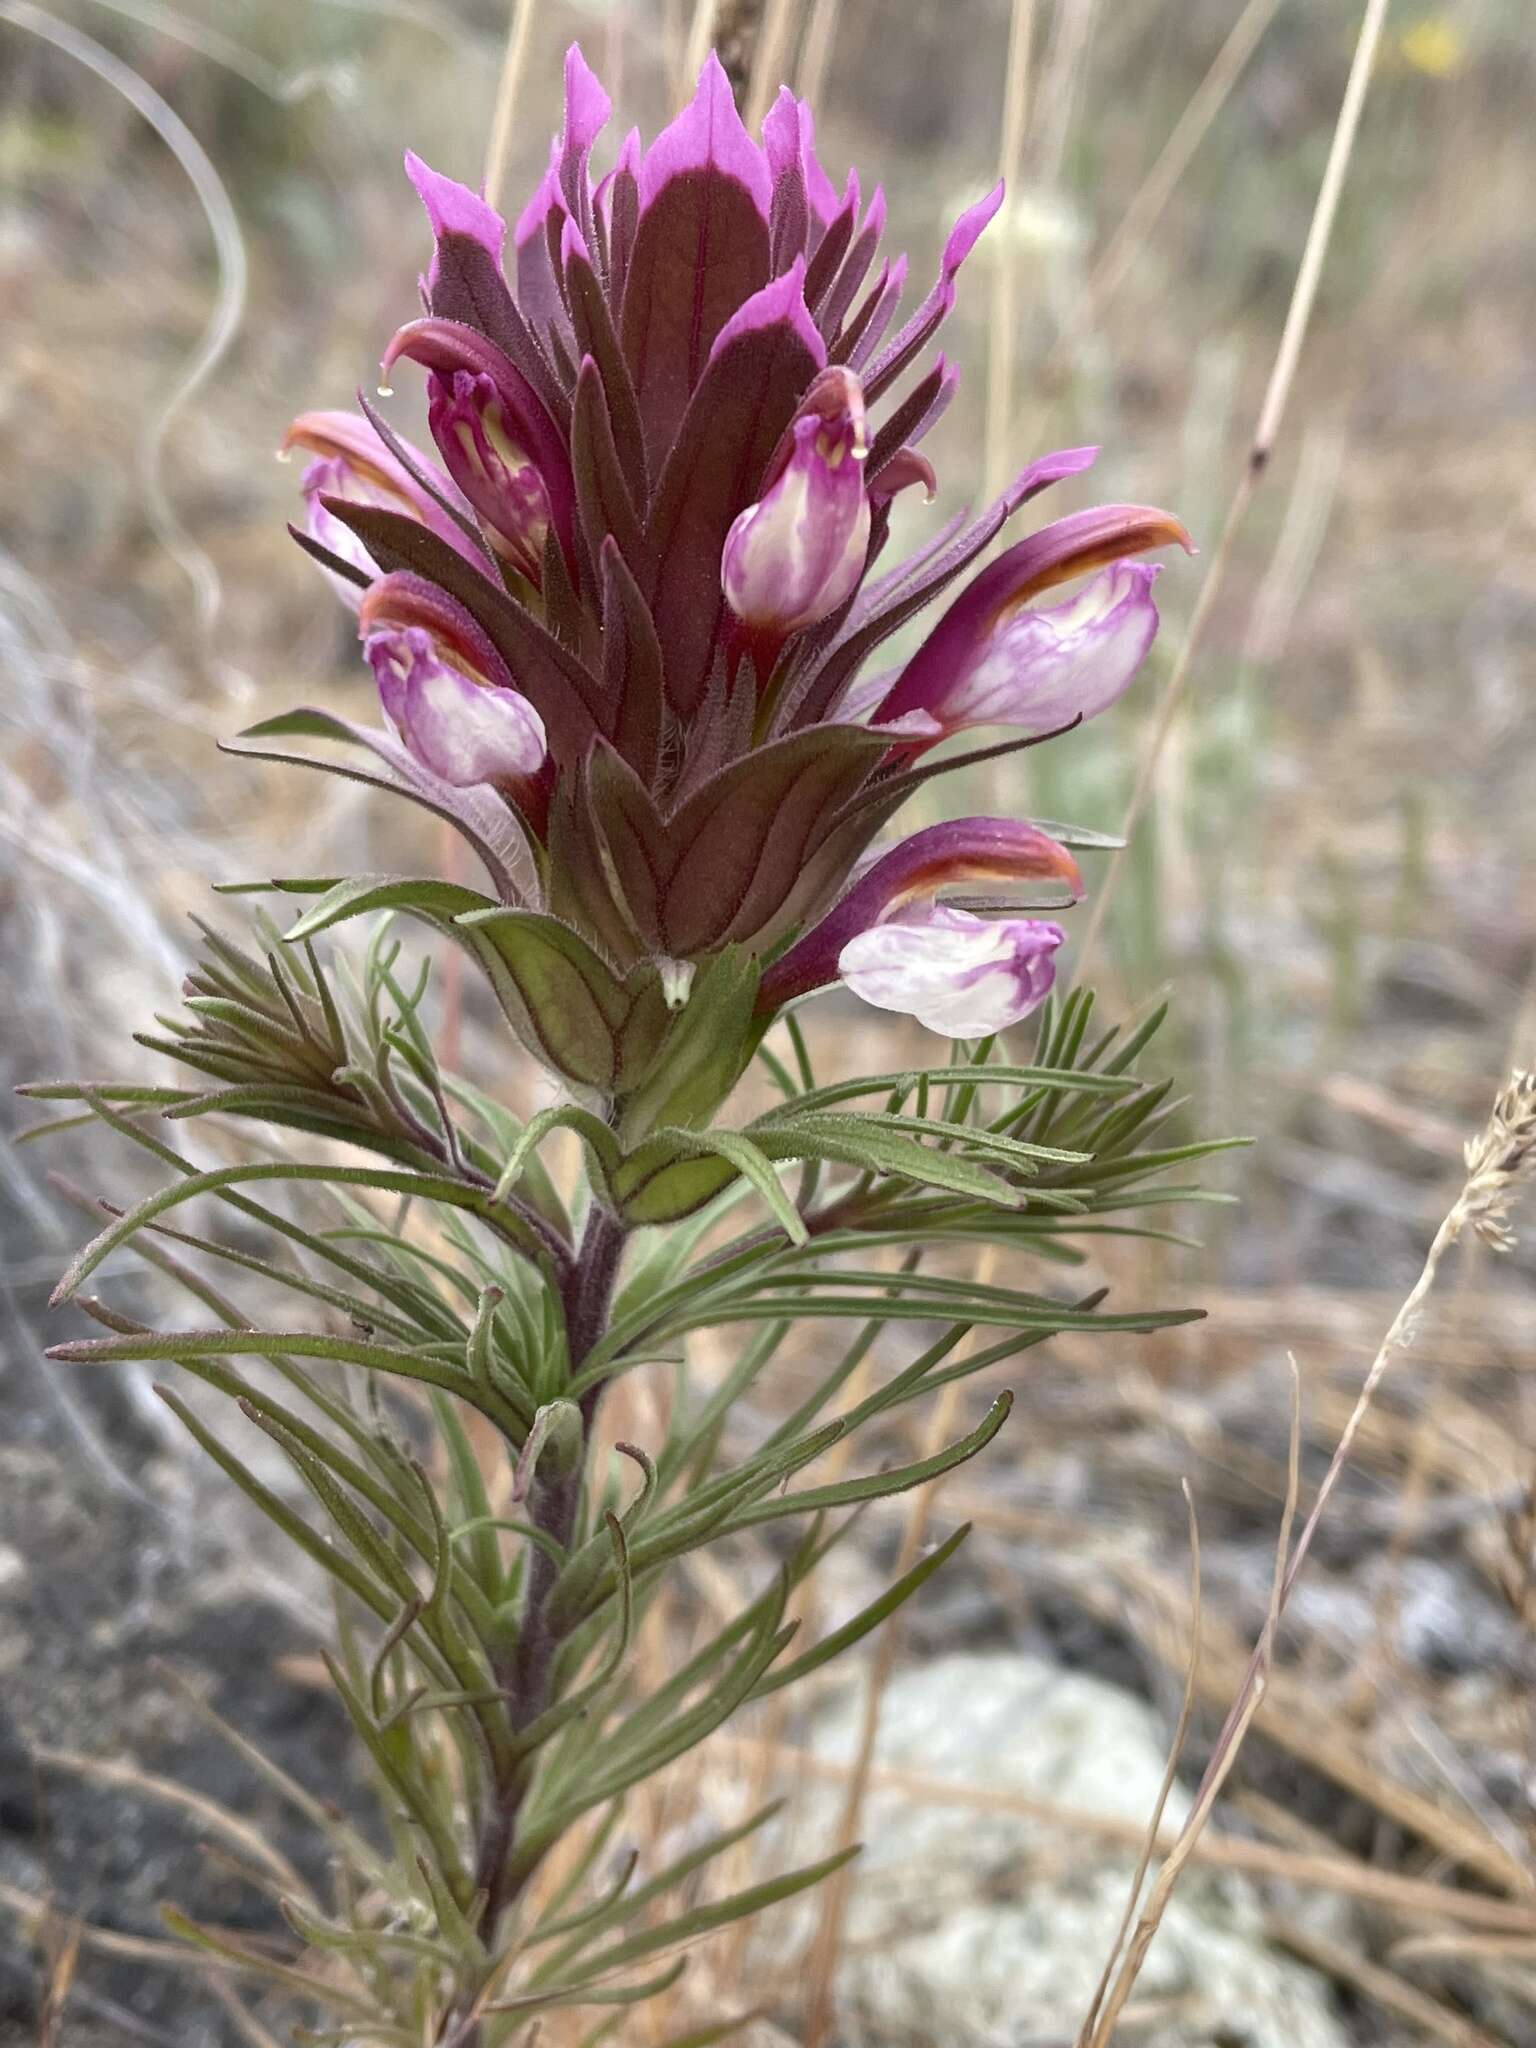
[19,912,1235,2040]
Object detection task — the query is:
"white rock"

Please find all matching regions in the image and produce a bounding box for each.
[799,1652,1350,2048]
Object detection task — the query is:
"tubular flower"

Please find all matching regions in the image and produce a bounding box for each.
[871,506,1193,743]
[282,410,490,601]
[268,43,1187,1099]
[759,815,1082,1022]
[360,574,546,790]
[722,365,870,638]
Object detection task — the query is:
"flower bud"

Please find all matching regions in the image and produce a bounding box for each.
[722,368,870,638]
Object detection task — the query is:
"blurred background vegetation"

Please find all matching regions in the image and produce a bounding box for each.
[3,2,1536,2044]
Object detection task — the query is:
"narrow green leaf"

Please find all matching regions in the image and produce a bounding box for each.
[283,873,494,943]
[724,1393,1013,1528]
[571,1844,860,1980]
[750,1523,971,1697]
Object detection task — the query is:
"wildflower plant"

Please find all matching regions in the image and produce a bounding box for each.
[24,47,1231,2045]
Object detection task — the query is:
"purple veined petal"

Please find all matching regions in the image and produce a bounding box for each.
[427,371,554,585]
[863,181,1005,398]
[838,905,1064,1037]
[381,319,577,571]
[639,50,773,219]
[365,625,547,788]
[404,151,506,291]
[874,501,1192,729]
[927,560,1163,738]
[708,254,826,370]
[760,815,1082,1007]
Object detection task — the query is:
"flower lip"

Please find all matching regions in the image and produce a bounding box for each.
[837,906,1065,1038]
[366,625,547,790]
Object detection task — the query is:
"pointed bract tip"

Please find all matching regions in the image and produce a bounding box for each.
[562,43,611,155]
[709,253,826,369]
[640,46,773,215]
[404,150,506,265]
[944,180,1006,276]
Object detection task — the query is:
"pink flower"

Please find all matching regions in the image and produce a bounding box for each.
[359,573,545,790]
[761,816,1081,1037]
[839,906,1064,1037]
[872,506,1192,743]
[722,371,870,641]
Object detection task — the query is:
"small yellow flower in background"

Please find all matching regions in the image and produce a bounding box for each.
[1399,16,1468,79]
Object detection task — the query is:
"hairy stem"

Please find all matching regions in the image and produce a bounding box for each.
[456,1202,628,2029]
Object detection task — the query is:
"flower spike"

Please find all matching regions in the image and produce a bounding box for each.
[277,45,1190,1080]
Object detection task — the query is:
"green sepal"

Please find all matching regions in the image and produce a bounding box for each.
[616,949,762,1140]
